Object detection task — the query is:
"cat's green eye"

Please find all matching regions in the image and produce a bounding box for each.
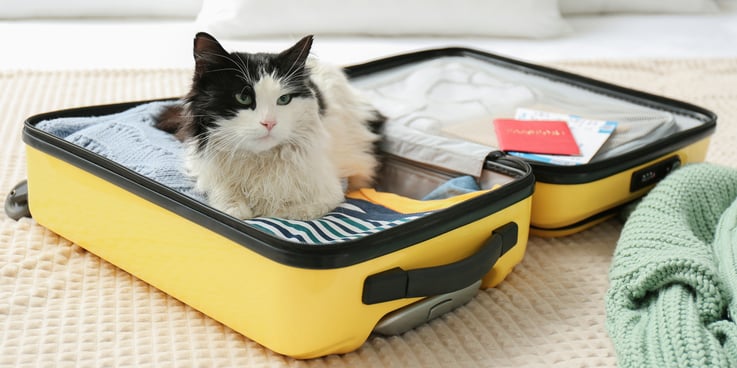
[234,92,254,106]
[277,94,292,106]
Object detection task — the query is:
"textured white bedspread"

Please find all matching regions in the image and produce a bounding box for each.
[2,7,737,367]
[0,57,736,367]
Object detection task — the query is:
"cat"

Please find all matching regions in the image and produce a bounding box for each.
[156,32,383,220]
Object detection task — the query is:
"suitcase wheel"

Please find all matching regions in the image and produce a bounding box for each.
[5,180,31,221]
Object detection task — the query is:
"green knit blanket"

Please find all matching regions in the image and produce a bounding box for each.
[607,163,737,368]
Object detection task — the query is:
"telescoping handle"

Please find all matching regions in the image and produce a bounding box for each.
[362,222,518,305]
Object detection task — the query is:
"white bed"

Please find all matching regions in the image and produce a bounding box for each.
[2,1,737,367]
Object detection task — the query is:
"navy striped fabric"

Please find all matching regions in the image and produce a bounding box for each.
[244,199,429,244]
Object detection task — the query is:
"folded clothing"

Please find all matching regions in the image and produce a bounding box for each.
[349,186,488,214]
[606,163,737,367]
[37,101,204,201]
[36,101,484,244]
[244,199,428,244]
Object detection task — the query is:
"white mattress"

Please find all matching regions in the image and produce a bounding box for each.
[2,7,737,70]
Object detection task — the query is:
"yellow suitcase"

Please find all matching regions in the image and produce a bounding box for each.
[6,46,715,358]
[11,95,533,358]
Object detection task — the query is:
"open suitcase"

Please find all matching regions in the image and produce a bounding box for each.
[5,47,715,358]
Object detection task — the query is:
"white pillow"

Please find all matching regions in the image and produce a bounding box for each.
[0,0,203,18]
[196,0,572,39]
[559,0,719,14]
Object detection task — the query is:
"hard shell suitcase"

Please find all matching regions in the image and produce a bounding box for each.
[9,62,535,358]
[6,46,715,358]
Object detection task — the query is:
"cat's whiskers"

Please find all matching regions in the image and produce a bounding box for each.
[282,39,311,84]
[280,67,309,91]
[207,134,242,167]
[205,67,250,83]
[233,52,251,85]
[202,51,252,84]
[206,130,246,158]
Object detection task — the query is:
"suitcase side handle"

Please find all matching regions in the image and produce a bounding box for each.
[362,222,518,305]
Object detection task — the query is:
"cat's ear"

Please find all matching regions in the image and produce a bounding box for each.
[278,35,314,68]
[193,32,228,79]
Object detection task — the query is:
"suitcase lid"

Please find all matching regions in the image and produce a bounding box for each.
[345,47,717,185]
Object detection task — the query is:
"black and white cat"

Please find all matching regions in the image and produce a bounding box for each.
[157,33,382,220]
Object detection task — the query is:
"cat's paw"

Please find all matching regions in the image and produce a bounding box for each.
[284,199,340,220]
[221,202,255,219]
[284,207,328,220]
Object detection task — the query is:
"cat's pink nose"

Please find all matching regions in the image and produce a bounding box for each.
[261,120,277,131]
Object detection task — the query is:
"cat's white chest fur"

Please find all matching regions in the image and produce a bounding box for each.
[187,133,345,220]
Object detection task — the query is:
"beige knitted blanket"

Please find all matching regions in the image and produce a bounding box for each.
[1,59,735,367]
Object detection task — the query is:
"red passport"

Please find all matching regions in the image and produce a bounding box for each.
[493,119,580,155]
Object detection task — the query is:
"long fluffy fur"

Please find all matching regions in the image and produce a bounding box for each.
[156,33,381,220]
